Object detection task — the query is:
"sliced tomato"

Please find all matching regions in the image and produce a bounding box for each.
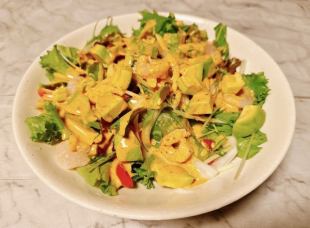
[203,139,214,150]
[116,163,134,188]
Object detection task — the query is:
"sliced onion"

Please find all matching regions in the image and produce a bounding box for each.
[217,159,239,173]
[239,96,254,108]
[211,137,238,170]
[194,158,218,179]
[56,149,90,170]
[66,79,77,94]
[239,60,247,74]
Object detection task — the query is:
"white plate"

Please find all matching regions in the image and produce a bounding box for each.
[12,13,295,220]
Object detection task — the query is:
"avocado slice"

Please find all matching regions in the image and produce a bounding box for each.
[52,87,69,102]
[106,65,132,90]
[177,63,204,95]
[77,162,111,186]
[95,93,127,122]
[65,114,99,145]
[64,92,91,116]
[90,44,113,64]
[186,91,213,115]
[151,158,194,188]
[114,131,143,162]
[221,73,245,94]
[233,105,266,137]
[147,85,170,108]
[77,165,100,186]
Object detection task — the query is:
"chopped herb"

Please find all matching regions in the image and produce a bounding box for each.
[132,155,156,189]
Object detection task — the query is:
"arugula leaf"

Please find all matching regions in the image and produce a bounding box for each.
[40,45,78,80]
[202,112,240,137]
[215,112,240,126]
[214,23,229,60]
[86,24,121,46]
[132,155,156,189]
[243,72,270,104]
[237,131,267,159]
[135,10,178,36]
[99,24,120,37]
[25,102,65,144]
[200,112,239,157]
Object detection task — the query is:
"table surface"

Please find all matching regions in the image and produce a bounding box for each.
[1,0,309,227]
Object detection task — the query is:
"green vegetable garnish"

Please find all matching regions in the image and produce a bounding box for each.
[86,24,121,47]
[151,110,186,146]
[237,131,267,159]
[77,153,117,196]
[25,102,66,144]
[214,23,229,60]
[202,111,240,137]
[243,72,270,104]
[134,10,178,36]
[132,155,156,189]
[99,181,118,196]
[40,45,79,80]
[87,121,101,132]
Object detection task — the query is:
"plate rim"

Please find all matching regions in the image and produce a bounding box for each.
[12,12,296,220]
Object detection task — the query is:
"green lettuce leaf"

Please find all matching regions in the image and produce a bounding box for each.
[243,72,270,104]
[86,24,121,46]
[237,131,267,159]
[40,45,78,80]
[202,112,240,137]
[134,10,178,36]
[57,45,79,65]
[25,102,65,144]
[214,23,229,60]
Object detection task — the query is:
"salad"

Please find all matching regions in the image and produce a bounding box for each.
[26,11,270,196]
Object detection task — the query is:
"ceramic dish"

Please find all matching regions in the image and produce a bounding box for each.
[13,13,295,220]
